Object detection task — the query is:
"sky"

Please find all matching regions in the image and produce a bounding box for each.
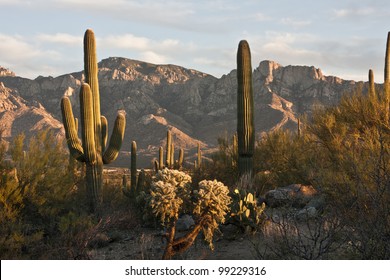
[0,0,390,82]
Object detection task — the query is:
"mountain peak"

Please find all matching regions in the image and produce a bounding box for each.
[256,60,325,85]
[98,57,211,84]
[0,66,16,77]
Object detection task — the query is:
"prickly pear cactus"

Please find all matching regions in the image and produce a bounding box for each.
[230,189,266,231]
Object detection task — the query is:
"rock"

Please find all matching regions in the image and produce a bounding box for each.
[0,66,15,77]
[265,184,317,208]
[176,214,195,232]
[0,84,63,139]
[258,60,282,84]
[296,207,318,221]
[306,194,326,211]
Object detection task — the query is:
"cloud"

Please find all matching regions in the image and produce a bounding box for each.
[36,33,82,45]
[140,51,167,64]
[98,34,184,62]
[252,12,272,22]
[101,34,150,51]
[333,7,376,18]
[54,0,197,30]
[280,18,311,28]
[0,33,81,78]
[0,34,42,61]
[0,0,32,5]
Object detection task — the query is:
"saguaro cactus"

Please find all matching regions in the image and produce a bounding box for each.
[368,69,376,98]
[197,142,202,169]
[384,32,390,124]
[61,29,126,212]
[130,141,137,191]
[236,40,255,176]
[124,140,145,197]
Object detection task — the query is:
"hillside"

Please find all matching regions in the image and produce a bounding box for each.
[0,58,362,167]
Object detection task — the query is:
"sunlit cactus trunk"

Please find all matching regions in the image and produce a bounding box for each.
[61,29,126,213]
[236,40,255,177]
[368,69,376,99]
[384,32,390,124]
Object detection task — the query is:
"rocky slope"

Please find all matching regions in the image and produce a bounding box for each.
[0,58,362,167]
[0,81,63,143]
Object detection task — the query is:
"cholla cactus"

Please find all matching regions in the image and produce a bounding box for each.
[147,169,231,259]
[193,180,232,249]
[149,168,192,222]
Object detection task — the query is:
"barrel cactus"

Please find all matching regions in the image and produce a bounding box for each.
[61,29,126,212]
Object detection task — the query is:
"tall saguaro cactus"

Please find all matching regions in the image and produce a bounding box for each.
[61,29,126,212]
[368,69,376,99]
[236,40,255,176]
[384,32,390,124]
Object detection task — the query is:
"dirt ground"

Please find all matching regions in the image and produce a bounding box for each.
[89,225,260,260]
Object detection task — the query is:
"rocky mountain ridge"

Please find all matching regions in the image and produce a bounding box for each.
[0,57,362,167]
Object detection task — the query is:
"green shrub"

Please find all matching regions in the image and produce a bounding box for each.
[0,129,97,259]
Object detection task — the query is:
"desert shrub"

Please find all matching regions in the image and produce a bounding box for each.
[0,130,97,259]
[253,207,348,259]
[197,135,239,187]
[306,89,390,259]
[253,129,313,194]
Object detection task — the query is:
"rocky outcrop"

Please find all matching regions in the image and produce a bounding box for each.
[0,67,15,77]
[0,83,64,141]
[0,58,363,167]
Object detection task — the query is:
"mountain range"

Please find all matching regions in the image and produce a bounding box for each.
[0,58,363,167]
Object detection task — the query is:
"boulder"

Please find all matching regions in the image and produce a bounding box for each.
[296,206,318,221]
[265,184,317,208]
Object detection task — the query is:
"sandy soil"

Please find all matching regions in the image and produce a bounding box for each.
[89,225,260,260]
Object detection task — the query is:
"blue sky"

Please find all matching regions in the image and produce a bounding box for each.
[0,0,390,82]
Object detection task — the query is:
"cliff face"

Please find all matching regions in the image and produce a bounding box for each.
[0,82,63,141]
[0,57,362,167]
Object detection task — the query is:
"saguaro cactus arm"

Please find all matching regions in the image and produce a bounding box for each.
[102,112,126,164]
[101,116,108,151]
[61,97,85,161]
